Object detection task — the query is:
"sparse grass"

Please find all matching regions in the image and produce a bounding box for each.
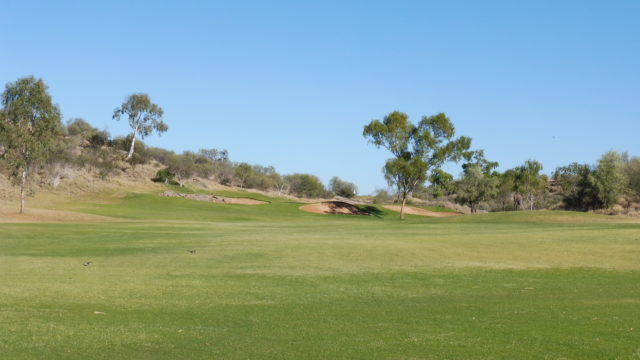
[1,190,639,359]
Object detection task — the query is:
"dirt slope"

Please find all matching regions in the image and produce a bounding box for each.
[383,205,459,217]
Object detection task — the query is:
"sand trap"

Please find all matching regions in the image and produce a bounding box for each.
[383,205,459,217]
[299,201,372,216]
[161,191,267,205]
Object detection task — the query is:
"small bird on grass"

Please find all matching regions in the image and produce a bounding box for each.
[187,250,196,254]
[83,261,92,266]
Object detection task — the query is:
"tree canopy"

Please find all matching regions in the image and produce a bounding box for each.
[363,111,472,219]
[0,76,62,213]
[455,151,499,213]
[113,93,167,160]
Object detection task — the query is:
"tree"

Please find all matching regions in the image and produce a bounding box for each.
[553,162,599,210]
[198,148,228,163]
[454,152,499,213]
[593,151,627,209]
[234,163,253,189]
[428,169,455,198]
[285,173,327,198]
[167,152,196,187]
[0,76,62,213]
[623,155,640,209]
[112,93,167,161]
[329,177,358,198]
[512,160,545,210]
[455,164,499,213]
[363,111,472,219]
[492,171,514,211]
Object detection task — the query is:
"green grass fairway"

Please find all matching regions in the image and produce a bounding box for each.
[1,192,639,359]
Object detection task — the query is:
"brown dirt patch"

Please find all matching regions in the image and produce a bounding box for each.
[299,201,371,216]
[161,191,268,205]
[0,207,119,223]
[383,205,460,217]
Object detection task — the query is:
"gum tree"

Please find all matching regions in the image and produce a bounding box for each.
[113,93,167,161]
[455,151,499,213]
[0,76,62,213]
[363,111,472,219]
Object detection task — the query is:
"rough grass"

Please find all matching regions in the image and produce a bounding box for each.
[1,190,639,359]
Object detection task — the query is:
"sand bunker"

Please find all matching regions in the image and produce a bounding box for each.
[161,191,268,205]
[299,201,372,216]
[383,205,459,217]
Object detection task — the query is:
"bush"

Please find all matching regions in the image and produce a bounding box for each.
[88,131,110,148]
[112,135,151,165]
[75,147,118,179]
[152,168,178,185]
[285,173,327,198]
[372,188,393,204]
[329,176,358,198]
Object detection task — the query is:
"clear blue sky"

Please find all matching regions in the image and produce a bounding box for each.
[2,1,639,194]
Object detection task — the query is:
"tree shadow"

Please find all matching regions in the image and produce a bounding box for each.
[359,205,384,218]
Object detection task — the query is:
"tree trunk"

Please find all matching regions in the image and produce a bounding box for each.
[126,130,137,161]
[400,196,406,220]
[19,168,26,214]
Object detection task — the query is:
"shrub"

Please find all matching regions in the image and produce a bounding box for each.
[329,176,358,198]
[285,173,327,198]
[152,168,178,185]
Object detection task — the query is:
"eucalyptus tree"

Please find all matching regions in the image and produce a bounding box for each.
[329,177,358,198]
[0,76,62,213]
[512,160,546,210]
[113,93,167,161]
[593,151,627,209]
[454,151,499,213]
[553,162,599,210]
[363,111,472,219]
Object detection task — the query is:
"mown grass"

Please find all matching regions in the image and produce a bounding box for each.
[1,191,639,359]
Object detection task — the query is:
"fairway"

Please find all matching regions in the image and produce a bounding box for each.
[1,192,640,359]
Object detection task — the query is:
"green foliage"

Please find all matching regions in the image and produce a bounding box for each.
[167,152,196,186]
[112,93,167,160]
[593,151,627,209]
[512,160,546,210]
[152,167,178,185]
[198,148,228,162]
[244,165,281,191]
[112,135,151,165]
[234,163,253,189]
[0,76,62,212]
[146,146,175,165]
[455,163,499,213]
[485,171,517,211]
[553,162,600,210]
[372,188,394,204]
[329,176,358,198]
[428,169,455,198]
[285,173,327,198]
[363,111,472,218]
[623,155,640,206]
[66,118,95,138]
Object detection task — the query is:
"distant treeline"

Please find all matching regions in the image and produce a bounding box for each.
[1,76,638,215]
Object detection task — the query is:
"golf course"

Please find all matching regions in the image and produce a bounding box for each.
[1,189,639,359]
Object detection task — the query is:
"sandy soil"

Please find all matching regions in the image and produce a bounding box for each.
[0,206,118,223]
[299,201,371,215]
[383,205,460,217]
[161,191,268,205]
